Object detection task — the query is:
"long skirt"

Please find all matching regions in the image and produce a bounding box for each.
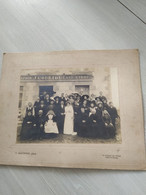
[64,115,73,135]
[20,122,34,140]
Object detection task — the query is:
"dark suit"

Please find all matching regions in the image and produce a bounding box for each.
[34,101,40,117]
[57,105,65,134]
[73,104,80,132]
[35,114,46,139]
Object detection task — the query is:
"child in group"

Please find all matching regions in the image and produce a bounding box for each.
[44,110,58,138]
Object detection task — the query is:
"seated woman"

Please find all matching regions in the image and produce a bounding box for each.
[20,111,36,141]
[44,110,58,138]
[102,110,116,139]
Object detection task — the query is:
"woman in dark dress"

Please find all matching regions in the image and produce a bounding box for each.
[20,111,36,140]
[87,102,98,138]
[25,102,34,116]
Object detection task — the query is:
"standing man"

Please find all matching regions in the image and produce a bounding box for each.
[57,100,65,134]
[73,101,80,133]
[34,97,40,117]
[35,110,46,139]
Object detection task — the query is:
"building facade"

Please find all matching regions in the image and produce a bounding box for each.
[18,68,118,118]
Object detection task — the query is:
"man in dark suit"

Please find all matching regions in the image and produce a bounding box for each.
[56,100,65,134]
[34,97,40,117]
[73,100,80,132]
[35,109,46,139]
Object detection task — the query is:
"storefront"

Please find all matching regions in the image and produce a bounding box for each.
[18,68,115,118]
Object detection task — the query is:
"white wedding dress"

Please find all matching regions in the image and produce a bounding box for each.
[64,105,74,135]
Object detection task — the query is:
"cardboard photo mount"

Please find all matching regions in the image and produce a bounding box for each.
[0,49,145,170]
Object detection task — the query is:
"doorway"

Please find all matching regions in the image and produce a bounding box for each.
[39,86,54,96]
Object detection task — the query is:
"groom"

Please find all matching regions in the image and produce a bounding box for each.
[55,100,65,134]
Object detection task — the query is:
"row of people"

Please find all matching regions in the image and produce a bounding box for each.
[20,92,119,140]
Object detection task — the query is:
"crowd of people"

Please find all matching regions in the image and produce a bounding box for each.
[20,91,120,141]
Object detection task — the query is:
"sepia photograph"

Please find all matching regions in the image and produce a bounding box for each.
[0,50,145,170]
[17,67,121,144]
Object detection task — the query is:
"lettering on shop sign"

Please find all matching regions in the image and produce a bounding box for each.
[20,74,93,81]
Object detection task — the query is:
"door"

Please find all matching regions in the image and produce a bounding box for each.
[39,86,54,96]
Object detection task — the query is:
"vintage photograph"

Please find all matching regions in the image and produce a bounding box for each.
[17,67,121,144]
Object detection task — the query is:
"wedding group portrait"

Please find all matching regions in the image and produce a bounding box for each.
[17,67,121,144]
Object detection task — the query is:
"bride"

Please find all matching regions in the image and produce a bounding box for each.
[64,101,74,135]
